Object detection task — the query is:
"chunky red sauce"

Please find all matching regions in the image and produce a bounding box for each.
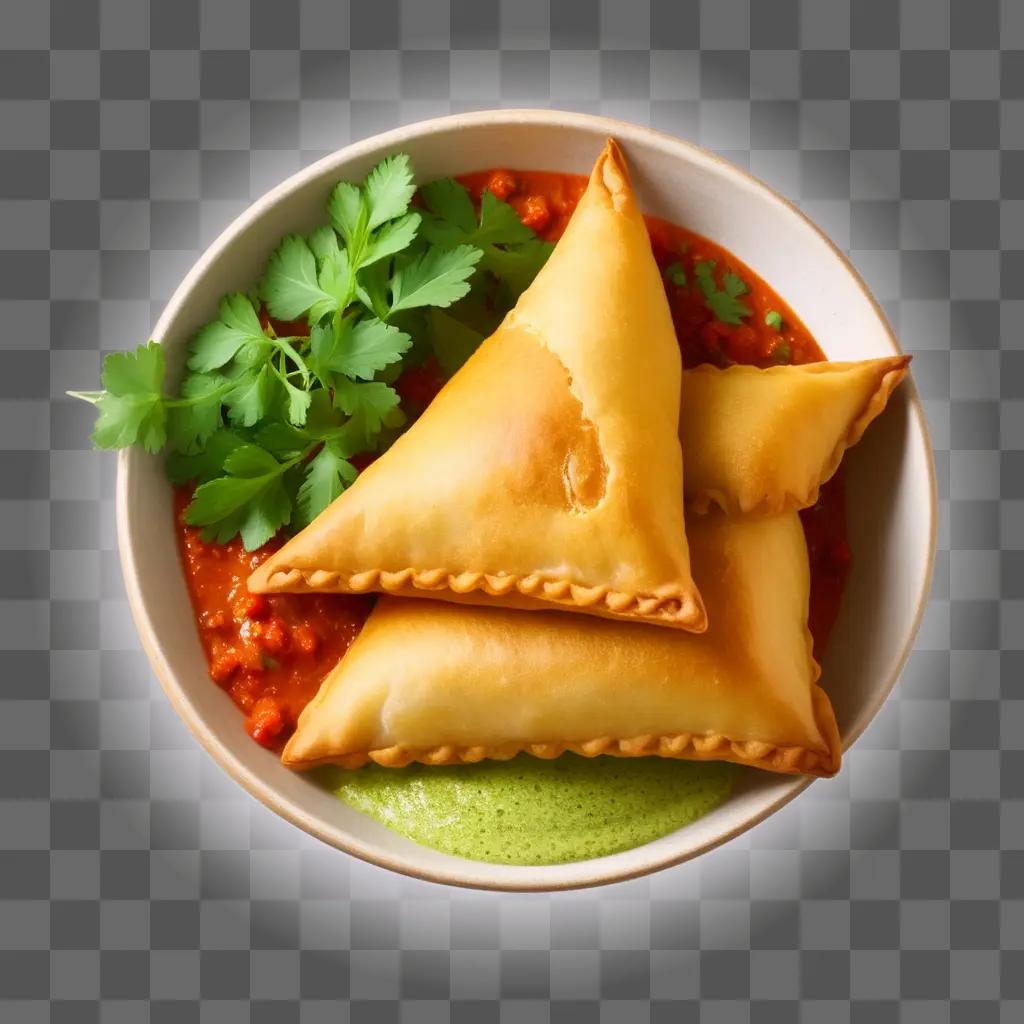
[175,166,850,748]
[174,490,369,747]
[458,168,823,369]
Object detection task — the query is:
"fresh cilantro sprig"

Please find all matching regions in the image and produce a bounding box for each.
[71,155,553,550]
[694,260,752,326]
[68,342,171,453]
[183,443,298,550]
[418,177,554,298]
[69,154,489,548]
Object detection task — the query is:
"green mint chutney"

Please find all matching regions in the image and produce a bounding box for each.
[320,754,736,865]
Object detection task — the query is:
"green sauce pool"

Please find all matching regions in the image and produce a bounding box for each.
[320,754,737,865]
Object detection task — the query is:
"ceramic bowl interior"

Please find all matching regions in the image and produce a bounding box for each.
[118,109,936,891]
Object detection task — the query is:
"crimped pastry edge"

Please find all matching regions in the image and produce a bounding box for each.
[281,595,840,779]
[250,564,707,630]
[284,699,841,779]
[284,678,842,779]
[686,355,912,518]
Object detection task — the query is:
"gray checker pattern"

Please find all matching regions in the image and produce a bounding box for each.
[0,0,1019,1019]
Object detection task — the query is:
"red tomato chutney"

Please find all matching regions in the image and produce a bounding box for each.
[173,166,850,751]
[458,168,822,369]
[173,489,370,748]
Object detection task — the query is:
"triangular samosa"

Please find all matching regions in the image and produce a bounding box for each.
[681,355,911,515]
[250,140,706,631]
[281,512,840,777]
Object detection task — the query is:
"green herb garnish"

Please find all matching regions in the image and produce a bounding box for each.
[69,342,171,453]
[419,178,554,299]
[70,154,550,549]
[664,262,687,287]
[765,310,783,331]
[694,260,752,326]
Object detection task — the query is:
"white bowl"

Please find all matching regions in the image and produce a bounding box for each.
[118,109,936,891]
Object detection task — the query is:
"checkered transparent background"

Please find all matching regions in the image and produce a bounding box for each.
[1,0,1020,1018]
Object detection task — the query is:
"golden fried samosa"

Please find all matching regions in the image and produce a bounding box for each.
[250,140,706,631]
[681,356,910,515]
[282,512,840,778]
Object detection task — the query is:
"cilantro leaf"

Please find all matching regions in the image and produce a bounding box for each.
[184,443,294,549]
[419,178,477,238]
[69,342,168,453]
[307,323,336,387]
[303,388,346,433]
[222,443,281,478]
[167,373,226,453]
[308,225,342,265]
[361,212,421,268]
[694,261,752,326]
[187,293,265,373]
[295,441,358,528]
[311,317,411,382]
[389,245,482,313]
[165,428,245,485]
[101,338,165,397]
[419,179,552,296]
[188,476,291,550]
[479,238,552,297]
[421,180,534,248]
[224,364,277,427]
[665,262,687,287]
[344,318,411,379]
[476,191,534,246]
[765,310,783,330]
[723,272,748,299]
[328,181,364,247]
[90,392,166,453]
[693,261,716,297]
[184,473,265,530]
[332,378,401,436]
[311,247,353,321]
[231,335,273,370]
[262,234,339,321]
[236,483,292,550]
[353,260,391,321]
[277,371,312,426]
[363,153,416,232]
[236,485,292,552]
[254,421,308,457]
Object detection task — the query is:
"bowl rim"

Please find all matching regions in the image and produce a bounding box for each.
[117,108,937,892]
